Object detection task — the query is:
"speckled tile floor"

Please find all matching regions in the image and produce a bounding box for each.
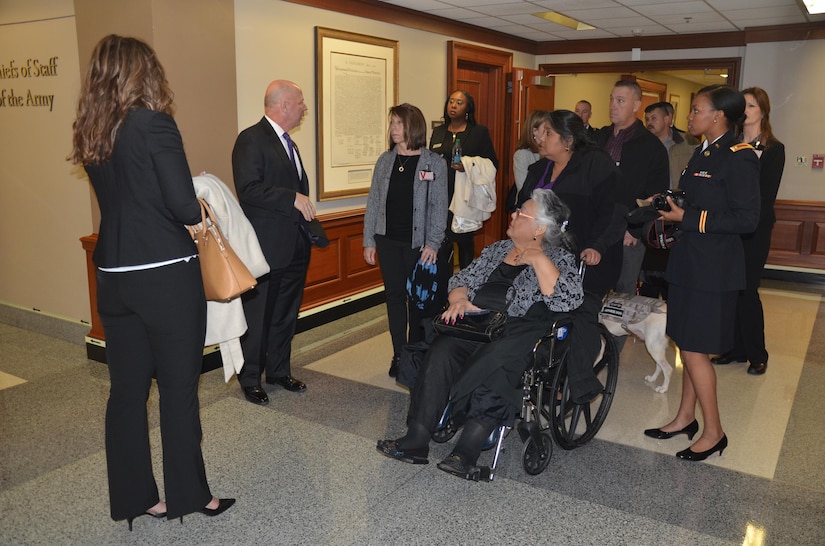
[1,280,823,545]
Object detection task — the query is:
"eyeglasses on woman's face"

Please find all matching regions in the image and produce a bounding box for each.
[514,207,536,220]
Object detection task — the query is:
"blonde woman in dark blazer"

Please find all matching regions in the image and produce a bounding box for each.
[70,35,233,529]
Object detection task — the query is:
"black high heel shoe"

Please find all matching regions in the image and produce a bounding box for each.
[676,435,728,461]
[127,510,166,531]
[178,498,236,523]
[200,498,235,516]
[644,419,699,440]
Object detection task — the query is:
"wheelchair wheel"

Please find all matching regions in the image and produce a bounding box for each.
[522,433,553,475]
[549,323,619,450]
[431,418,458,443]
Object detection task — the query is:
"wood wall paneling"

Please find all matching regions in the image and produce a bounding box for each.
[81,210,382,342]
[767,201,825,269]
[301,210,384,308]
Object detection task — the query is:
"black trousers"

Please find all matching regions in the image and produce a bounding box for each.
[407,334,481,432]
[375,235,429,357]
[407,308,557,433]
[729,224,773,363]
[97,259,211,520]
[239,230,310,387]
[566,291,606,400]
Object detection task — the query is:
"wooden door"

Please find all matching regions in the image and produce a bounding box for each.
[447,42,513,252]
[508,68,554,178]
[505,67,554,234]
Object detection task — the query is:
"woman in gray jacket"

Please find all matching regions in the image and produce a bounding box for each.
[364,103,449,376]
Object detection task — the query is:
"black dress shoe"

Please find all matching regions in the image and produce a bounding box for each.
[126,510,167,531]
[437,453,483,481]
[711,354,746,365]
[747,362,768,375]
[676,435,727,461]
[266,375,306,392]
[242,386,269,405]
[388,356,399,378]
[199,498,235,517]
[644,419,699,440]
[179,498,236,523]
[376,439,428,464]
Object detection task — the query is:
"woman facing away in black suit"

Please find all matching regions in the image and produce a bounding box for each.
[712,86,785,376]
[644,85,760,461]
[429,90,499,269]
[70,35,233,529]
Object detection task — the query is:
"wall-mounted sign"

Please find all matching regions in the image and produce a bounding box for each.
[0,57,59,111]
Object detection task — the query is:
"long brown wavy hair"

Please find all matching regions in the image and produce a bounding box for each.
[70,35,174,166]
[741,86,779,148]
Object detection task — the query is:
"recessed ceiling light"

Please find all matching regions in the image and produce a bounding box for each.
[533,11,596,31]
[803,0,825,15]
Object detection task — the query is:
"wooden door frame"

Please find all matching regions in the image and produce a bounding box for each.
[538,58,742,89]
[447,41,513,246]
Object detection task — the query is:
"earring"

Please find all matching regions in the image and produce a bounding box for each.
[533,235,537,241]
[465,112,469,120]
[713,119,717,123]
[565,147,570,152]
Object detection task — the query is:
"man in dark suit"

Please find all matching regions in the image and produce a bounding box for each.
[232,80,314,405]
[595,80,669,298]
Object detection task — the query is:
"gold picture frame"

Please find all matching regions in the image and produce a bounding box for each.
[669,94,680,122]
[315,27,398,200]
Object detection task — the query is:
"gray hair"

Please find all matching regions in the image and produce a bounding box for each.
[530,189,575,252]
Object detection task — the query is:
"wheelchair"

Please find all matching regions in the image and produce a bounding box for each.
[431,317,619,481]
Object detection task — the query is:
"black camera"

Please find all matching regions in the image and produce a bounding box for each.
[651,189,687,212]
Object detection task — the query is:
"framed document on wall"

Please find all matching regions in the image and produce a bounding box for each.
[316,27,398,200]
[669,94,680,122]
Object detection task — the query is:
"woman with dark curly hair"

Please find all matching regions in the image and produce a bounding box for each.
[516,109,624,404]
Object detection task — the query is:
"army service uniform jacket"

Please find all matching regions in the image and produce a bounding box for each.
[665,131,760,293]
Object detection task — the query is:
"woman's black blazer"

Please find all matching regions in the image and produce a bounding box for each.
[85,108,200,269]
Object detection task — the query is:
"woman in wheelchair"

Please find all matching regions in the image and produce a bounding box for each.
[377,189,583,477]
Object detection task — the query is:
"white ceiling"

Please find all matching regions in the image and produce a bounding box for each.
[377,0,824,42]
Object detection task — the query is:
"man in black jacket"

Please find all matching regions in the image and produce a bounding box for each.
[595,80,669,298]
[232,80,313,405]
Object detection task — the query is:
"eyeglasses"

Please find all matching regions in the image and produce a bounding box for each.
[515,207,536,220]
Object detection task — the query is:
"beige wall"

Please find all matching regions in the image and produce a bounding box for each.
[0,5,91,322]
[2,0,824,323]
[234,0,535,215]
[539,43,825,202]
[553,73,621,129]
[553,71,704,130]
[742,40,825,201]
[0,0,236,325]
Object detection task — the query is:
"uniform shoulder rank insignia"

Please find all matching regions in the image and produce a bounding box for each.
[730,142,755,152]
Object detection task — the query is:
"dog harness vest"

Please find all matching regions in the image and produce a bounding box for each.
[599,293,666,329]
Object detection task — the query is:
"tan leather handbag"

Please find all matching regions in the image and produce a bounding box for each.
[187,198,256,302]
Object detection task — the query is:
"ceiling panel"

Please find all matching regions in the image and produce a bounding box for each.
[377,0,824,41]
